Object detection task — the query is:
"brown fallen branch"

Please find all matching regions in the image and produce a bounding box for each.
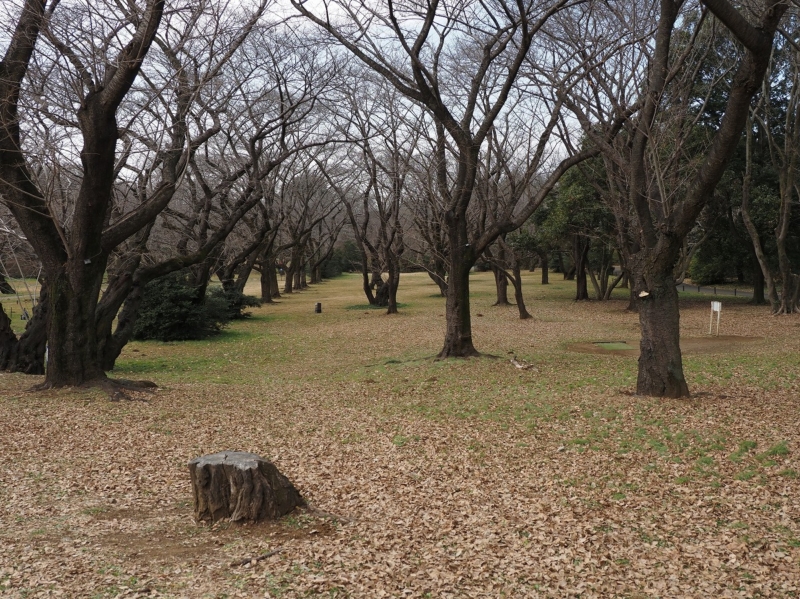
[230,547,283,568]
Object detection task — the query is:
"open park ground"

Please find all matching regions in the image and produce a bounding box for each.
[1,271,799,598]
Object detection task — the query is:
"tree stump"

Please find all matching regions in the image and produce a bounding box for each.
[188,451,305,523]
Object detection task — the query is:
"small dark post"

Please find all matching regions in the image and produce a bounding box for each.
[315,302,322,313]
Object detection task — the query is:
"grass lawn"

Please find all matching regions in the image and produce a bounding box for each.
[1,271,799,597]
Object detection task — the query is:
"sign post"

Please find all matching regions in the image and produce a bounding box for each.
[709,301,721,336]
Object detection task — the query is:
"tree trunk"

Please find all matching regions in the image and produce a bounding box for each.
[0,283,48,374]
[0,304,17,371]
[43,265,107,386]
[574,235,590,301]
[492,265,511,306]
[438,218,478,358]
[626,285,638,312]
[269,260,281,299]
[510,264,531,319]
[260,270,272,303]
[539,251,549,285]
[0,274,15,295]
[632,260,689,398]
[750,255,766,305]
[99,282,145,371]
[427,266,447,296]
[386,260,400,315]
[283,265,294,294]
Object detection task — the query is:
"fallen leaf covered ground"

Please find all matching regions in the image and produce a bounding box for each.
[1,272,799,598]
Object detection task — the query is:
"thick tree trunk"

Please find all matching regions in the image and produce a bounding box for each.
[438,219,478,358]
[44,266,108,386]
[632,261,689,398]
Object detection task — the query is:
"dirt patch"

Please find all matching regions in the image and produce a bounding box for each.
[91,506,339,564]
[569,335,764,356]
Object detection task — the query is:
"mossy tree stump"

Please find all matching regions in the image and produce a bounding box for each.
[188,451,305,523]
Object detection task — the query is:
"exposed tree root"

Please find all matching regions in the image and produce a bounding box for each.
[29,376,157,401]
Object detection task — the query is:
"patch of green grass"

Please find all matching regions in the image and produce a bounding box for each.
[392,434,409,447]
[735,469,757,481]
[761,441,789,457]
[729,440,757,462]
[82,505,109,516]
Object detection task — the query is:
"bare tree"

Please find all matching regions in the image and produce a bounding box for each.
[555,0,788,397]
[293,0,595,356]
[744,31,800,314]
[0,0,168,388]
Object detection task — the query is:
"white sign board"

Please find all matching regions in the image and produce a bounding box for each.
[709,301,721,336]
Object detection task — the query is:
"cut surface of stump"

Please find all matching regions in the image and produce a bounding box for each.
[188,451,305,523]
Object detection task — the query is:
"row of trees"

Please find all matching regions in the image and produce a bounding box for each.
[0,0,796,398]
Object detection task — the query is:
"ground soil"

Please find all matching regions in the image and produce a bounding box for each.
[569,335,764,356]
[1,273,798,598]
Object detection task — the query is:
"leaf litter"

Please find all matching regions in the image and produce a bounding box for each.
[0,273,798,598]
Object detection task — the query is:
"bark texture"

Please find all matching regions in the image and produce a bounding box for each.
[634,271,689,398]
[188,451,305,523]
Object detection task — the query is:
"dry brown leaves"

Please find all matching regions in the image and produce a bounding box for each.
[0,273,799,598]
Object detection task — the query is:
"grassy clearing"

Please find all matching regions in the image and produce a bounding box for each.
[1,271,799,597]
